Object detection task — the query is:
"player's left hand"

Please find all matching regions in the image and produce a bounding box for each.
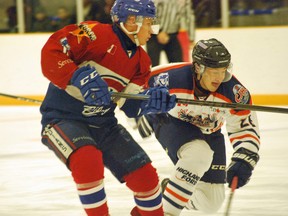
[227,148,259,189]
[140,86,176,115]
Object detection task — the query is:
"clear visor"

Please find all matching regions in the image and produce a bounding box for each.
[227,62,233,74]
[135,16,160,34]
[223,62,233,82]
[200,62,233,82]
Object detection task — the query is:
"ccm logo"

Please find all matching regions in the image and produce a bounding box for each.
[211,165,226,170]
[80,70,98,86]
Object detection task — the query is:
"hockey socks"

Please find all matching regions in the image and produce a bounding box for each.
[69,145,109,216]
[78,181,108,215]
[163,140,214,215]
[124,163,164,216]
[163,178,193,215]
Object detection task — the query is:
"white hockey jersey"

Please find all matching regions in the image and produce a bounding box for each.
[147,62,260,153]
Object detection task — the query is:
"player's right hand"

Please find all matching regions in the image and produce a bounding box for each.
[71,65,111,106]
[140,86,176,115]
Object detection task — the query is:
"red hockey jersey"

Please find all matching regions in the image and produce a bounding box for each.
[41,21,151,92]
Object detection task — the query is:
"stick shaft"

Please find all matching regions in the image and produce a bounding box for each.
[0,93,42,104]
[2,91,288,114]
[224,176,238,216]
[111,92,288,114]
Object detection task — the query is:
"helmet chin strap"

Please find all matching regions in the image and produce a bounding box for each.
[133,34,140,46]
[120,22,141,46]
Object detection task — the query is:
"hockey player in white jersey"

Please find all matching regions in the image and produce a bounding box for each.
[137,38,260,215]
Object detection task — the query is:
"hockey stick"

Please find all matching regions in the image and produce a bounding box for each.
[0,93,42,104]
[111,92,288,114]
[224,176,238,216]
[1,91,288,114]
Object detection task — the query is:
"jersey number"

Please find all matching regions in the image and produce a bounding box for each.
[240,115,256,128]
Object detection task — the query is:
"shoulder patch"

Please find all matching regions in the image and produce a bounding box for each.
[70,23,97,44]
[60,37,70,55]
[233,84,249,104]
[153,72,169,87]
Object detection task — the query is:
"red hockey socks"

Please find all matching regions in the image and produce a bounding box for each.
[69,145,109,216]
[124,163,164,216]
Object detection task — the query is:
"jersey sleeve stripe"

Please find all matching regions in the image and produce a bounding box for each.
[232,140,260,151]
[228,128,260,139]
[230,134,260,145]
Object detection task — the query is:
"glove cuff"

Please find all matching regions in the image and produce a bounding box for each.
[137,116,153,138]
[232,148,259,170]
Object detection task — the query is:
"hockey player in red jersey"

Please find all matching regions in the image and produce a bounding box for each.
[137,38,260,215]
[39,0,176,215]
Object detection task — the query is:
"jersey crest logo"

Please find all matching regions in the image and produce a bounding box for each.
[178,109,215,127]
[233,84,249,104]
[70,23,97,44]
[153,72,169,87]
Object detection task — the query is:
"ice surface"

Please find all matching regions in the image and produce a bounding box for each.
[1,106,288,216]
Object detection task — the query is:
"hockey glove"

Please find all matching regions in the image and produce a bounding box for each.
[227,148,259,189]
[140,86,176,115]
[71,65,110,106]
[137,116,153,138]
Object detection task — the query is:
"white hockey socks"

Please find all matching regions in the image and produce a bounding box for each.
[163,140,214,216]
